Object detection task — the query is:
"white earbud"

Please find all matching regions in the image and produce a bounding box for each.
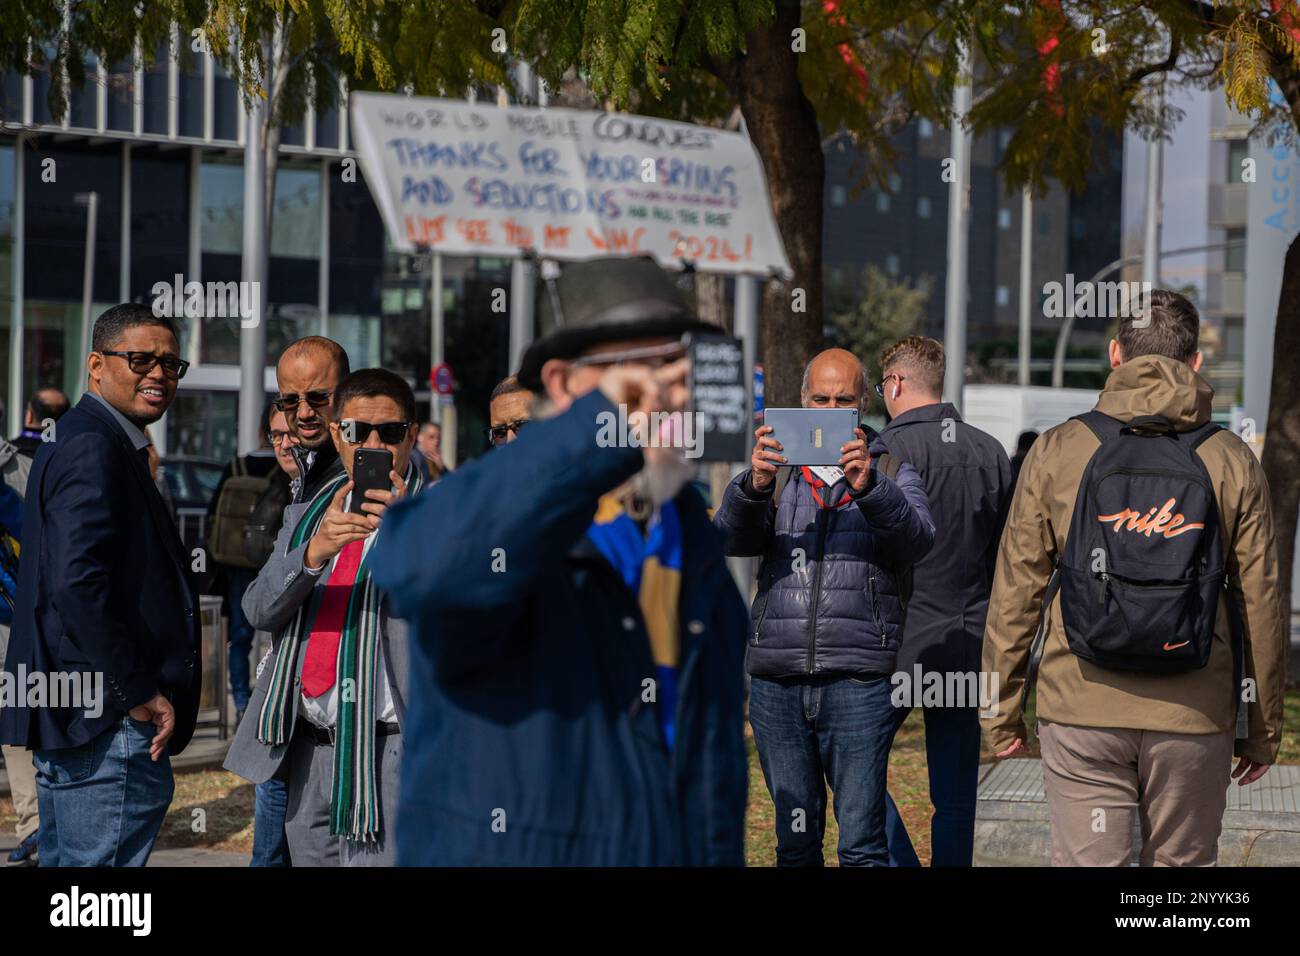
[891,384,900,400]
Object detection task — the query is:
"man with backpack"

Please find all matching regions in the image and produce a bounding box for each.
[982,289,1287,866]
[207,399,280,723]
[714,347,935,866]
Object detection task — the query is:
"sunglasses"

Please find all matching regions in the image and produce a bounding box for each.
[99,350,190,379]
[274,390,334,414]
[484,419,529,447]
[338,419,412,445]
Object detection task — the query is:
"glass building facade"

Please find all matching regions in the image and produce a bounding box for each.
[0,39,517,465]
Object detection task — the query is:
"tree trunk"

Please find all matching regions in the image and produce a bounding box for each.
[731,0,825,408]
[1260,231,1300,678]
[694,272,728,330]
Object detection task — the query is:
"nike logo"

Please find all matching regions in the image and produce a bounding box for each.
[1162,641,1190,652]
[1098,497,1205,540]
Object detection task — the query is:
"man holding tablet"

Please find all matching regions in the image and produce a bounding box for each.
[713,347,935,867]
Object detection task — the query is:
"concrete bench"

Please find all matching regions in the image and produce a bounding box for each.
[975,758,1300,866]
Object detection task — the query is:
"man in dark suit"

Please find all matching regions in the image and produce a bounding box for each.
[875,336,1013,866]
[0,303,200,867]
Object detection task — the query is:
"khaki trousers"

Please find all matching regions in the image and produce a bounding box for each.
[2,744,39,841]
[1037,720,1234,867]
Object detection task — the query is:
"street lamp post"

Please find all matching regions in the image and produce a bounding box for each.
[74,190,98,392]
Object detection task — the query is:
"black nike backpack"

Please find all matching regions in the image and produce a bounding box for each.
[1054,411,1228,674]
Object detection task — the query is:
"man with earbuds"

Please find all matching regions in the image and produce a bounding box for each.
[875,336,1012,867]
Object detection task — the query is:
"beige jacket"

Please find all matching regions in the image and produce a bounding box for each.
[981,355,1287,764]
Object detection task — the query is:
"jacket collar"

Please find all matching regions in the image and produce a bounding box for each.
[76,394,187,573]
[881,401,961,431]
[570,484,723,580]
[78,392,151,450]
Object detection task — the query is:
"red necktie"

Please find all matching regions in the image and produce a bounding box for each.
[301,538,366,699]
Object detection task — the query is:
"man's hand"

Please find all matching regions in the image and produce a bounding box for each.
[839,427,873,493]
[128,693,175,762]
[305,481,373,569]
[994,738,1026,759]
[357,469,408,526]
[596,358,690,453]
[1231,756,1270,787]
[749,425,786,491]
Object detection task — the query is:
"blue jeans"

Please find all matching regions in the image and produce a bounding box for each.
[749,674,898,867]
[251,777,292,867]
[884,704,982,867]
[32,715,174,867]
[227,568,256,711]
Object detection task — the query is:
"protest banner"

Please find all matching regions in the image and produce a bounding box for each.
[350,92,792,277]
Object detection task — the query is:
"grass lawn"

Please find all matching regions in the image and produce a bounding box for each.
[3,690,1298,865]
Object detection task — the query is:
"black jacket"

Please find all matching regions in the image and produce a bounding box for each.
[0,396,201,753]
[878,402,1013,675]
[290,441,343,504]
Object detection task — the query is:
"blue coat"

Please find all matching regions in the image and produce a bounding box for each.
[369,390,749,866]
[0,395,201,754]
[713,428,935,678]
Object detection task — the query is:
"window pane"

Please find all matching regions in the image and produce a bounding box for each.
[130,149,190,301]
[270,166,320,258]
[200,160,243,253]
[143,43,169,135]
[213,60,238,141]
[106,57,134,132]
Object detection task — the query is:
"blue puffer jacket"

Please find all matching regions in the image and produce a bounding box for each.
[714,430,935,678]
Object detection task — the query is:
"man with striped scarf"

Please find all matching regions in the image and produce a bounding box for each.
[224,368,423,865]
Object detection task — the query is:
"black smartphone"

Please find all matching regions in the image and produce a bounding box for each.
[350,448,394,515]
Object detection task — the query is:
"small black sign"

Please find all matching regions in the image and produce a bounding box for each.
[687,332,748,463]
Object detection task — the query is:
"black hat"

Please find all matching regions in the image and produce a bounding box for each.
[516,255,718,391]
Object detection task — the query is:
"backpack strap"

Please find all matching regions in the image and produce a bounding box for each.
[1190,422,1225,450]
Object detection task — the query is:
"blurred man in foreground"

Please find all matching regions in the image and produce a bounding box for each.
[371,255,749,866]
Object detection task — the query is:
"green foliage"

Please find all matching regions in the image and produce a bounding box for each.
[825,264,933,379]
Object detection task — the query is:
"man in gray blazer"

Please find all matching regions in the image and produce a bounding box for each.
[225,368,424,866]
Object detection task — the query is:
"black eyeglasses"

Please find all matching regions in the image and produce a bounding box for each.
[338,419,412,445]
[485,419,529,447]
[874,374,905,397]
[274,390,333,414]
[99,350,190,379]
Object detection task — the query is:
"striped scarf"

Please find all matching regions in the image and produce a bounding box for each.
[256,462,423,841]
[586,495,683,750]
